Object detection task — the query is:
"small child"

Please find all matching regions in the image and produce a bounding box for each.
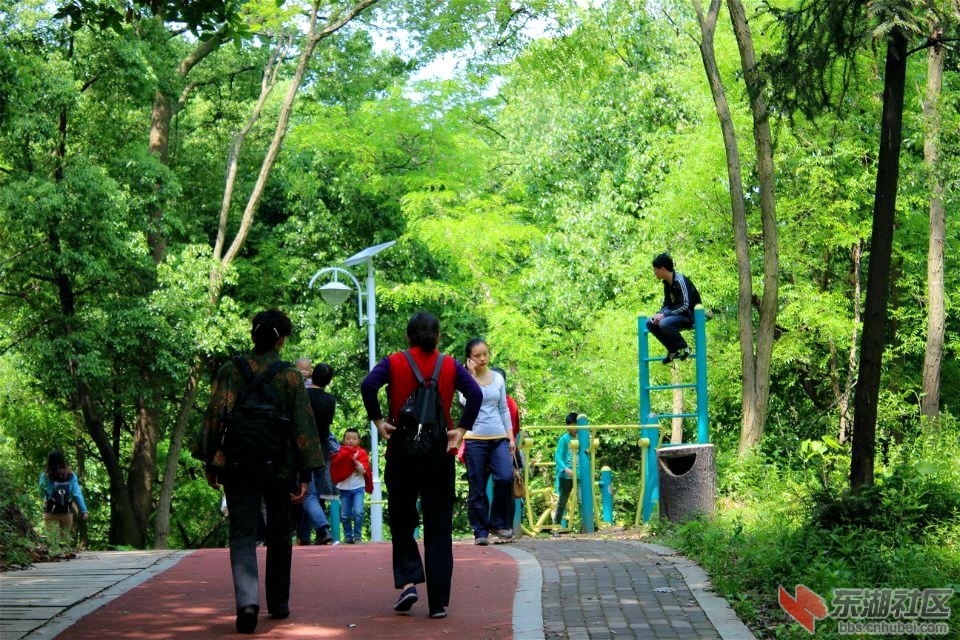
[553,413,580,532]
[329,428,373,543]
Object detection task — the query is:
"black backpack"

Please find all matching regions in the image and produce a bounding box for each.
[394,351,447,460]
[220,358,291,468]
[45,475,72,514]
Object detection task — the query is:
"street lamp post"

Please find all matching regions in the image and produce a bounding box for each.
[308,240,395,542]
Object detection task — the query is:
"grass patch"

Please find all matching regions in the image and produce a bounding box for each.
[654,434,960,639]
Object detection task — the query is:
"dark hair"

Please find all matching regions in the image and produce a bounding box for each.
[464,338,487,362]
[343,427,361,438]
[406,312,440,352]
[312,363,333,388]
[491,366,507,387]
[652,253,674,272]
[251,308,293,353]
[46,449,72,481]
[565,412,579,425]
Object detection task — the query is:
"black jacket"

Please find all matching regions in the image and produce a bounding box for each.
[659,272,701,319]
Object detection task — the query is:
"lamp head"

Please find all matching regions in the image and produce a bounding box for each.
[318,280,352,305]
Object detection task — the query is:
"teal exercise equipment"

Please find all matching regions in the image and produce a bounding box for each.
[638,305,709,522]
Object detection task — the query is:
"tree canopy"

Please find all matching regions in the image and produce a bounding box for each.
[0,0,957,552]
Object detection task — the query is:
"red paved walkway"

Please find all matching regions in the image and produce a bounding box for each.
[57,542,517,639]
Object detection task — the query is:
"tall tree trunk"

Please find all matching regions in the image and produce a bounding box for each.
[209,0,380,298]
[148,90,171,264]
[76,380,143,545]
[147,31,227,264]
[851,28,908,491]
[671,366,684,443]
[128,390,160,547]
[154,367,200,548]
[727,0,778,453]
[211,40,287,272]
[692,0,754,445]
[838,241,862,444]
[920,33,945,425]
[692,0,778,454]
[73,419,89,548]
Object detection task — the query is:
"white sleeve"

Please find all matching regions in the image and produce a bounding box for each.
[495,374,511,435]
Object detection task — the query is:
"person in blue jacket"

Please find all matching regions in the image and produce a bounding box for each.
[38,449,88,546]
[553,413,579,531]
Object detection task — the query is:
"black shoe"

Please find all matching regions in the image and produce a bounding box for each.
[315,528,334,545]
[394,586,418,613]
[662,347,690,365]
[236,605,258,634]
[429,607,447,619]
[269,606,290,620]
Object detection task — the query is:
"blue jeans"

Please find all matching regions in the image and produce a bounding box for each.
[464,438,513,536]
[297,477,330,543]
[222,467,292,615]
[339,487,365,542]
[647,314,693,354]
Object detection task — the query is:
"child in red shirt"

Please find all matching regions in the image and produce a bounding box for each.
[329,428,372,543]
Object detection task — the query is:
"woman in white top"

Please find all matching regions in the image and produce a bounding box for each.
[460,338,516,544]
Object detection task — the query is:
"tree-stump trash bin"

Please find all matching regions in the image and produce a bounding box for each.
[657,443,716,522]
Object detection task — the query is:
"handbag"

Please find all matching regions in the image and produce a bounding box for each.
[512,461,525,498]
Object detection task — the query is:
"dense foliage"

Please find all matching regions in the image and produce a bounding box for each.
[1,0,958,633]
[661,427,960,639]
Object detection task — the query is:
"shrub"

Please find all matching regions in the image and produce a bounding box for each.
[0,464,47,570]
[657,427,960,639]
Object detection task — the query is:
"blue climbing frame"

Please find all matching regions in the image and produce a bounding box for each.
[638,305,708,522]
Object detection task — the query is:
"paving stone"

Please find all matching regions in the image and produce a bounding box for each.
[4,540,748,640]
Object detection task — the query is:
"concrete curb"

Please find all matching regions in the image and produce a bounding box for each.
[498,545,545,640]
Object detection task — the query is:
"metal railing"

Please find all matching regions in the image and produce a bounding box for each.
[515,420,668,535]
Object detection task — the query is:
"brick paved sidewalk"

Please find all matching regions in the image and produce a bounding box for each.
[505,539,753,640]
[1,539,754,639]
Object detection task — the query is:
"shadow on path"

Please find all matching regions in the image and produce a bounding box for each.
[56,543,516,639]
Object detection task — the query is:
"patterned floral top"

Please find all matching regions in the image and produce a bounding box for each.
[192,350,324,480]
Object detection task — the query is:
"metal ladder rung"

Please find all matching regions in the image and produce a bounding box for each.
[647,383,698,391]
[650,412,699,419]
[640,354,697,363]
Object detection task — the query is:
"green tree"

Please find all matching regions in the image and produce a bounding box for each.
[919,3,955,423]
[765,0,959,489]
[0,0,567,548]
[689,0,779,454]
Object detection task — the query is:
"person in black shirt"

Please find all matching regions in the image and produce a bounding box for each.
[296,363,337,545]
[647,253,702,364]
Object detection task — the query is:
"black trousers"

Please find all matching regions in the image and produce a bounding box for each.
[223,467,293,615]
[384,452,455,611]
[554,476,574,525]
[646,314,693,353]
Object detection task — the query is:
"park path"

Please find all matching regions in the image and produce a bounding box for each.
[0,539,755,639]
